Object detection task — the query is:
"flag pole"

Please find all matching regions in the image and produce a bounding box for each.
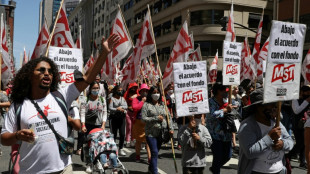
[276,101,281,127]
[140,65,147,84]
[44,0,65,57]
[147,4,178,173]
[0,13,3,91]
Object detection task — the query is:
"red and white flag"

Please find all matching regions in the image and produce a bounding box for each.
[225,2,236,42]
[31,18,50,60]
[22,47,28,66]
[50,3,75,48]
[110,10,133,63]
[251,10,264,78]
[0,14,12,86]
[208,50,218,84]
[240,36,254,82]
[120,8,156,87]
[257,37,269,79]
[84,53,95,73]
[188,45,202,62]
[162,21,192,89]
[302,49,310,85]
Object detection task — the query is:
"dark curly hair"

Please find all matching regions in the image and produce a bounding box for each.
[11,56,60,103]
[87,81,100,97]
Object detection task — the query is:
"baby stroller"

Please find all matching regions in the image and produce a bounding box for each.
[87,128,129,174]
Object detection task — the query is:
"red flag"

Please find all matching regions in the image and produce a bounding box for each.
[31,18,50,59]
[240,36,254,82]
[110,10,133,63]
[225,2,235,42]
[188,45,202,62]
[252,10,264,78]
[84,53,95,73]
[50,3,75,48]
[162,21,192,89]
[75,38,80,49]
[22,47,28,66]
[0,14,13,86]
[208,50,218,84]
[257,37,269,79]
[302,49,310,85]
[120,8,155,87]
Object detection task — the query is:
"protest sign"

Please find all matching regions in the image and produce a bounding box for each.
[268,21,306,63]
[264,21,306,103]
[173,61,209,117]
[48,46,83,87]
[222,41,242,85]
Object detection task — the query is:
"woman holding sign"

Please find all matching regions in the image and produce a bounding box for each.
[141,86,174,174]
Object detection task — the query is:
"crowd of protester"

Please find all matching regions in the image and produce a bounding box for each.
[2,66,310,174]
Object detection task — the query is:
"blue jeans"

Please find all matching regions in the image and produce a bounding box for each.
[100,153,118,167]
[210,140,232,174]
[146,136,162,174]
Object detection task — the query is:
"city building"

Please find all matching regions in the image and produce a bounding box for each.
[0,0,15,63]
[39,0,80,32]
[123,0,273,71]
[277,0,310,55]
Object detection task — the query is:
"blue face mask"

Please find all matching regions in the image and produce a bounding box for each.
[91,90,99,96]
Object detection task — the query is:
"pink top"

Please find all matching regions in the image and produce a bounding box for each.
[132,97,144,119]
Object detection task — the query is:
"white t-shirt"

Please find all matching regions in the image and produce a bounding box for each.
[1,83,80,174]
[252,121,284,173]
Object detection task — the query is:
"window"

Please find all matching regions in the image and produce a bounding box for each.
[154,25,161,37]
[173,16,182,31]
[135,13,142,24]
[190,10,223,26]
[162,21,171,35]
[101,28,104,36]
[194,41,223,57]
[162,47,170,61]
[154,1,162,14]
[163,0,172,9]
[248,13,261,28]
[300,13,310,43]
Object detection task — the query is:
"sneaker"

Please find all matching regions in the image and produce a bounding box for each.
[119,149,126,156]
[125,141,130,147]
[130,140,135,147]
[85,164,92,173]
[136,155,141,162]
[141,143,145,150]
[112,168,118,174]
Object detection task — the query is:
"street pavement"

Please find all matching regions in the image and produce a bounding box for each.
[0,124,308,174]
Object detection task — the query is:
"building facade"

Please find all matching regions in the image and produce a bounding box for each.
[123,0,273,71]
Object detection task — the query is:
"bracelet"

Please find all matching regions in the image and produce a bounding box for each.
[15,131,19,140]
[82,124,86,128]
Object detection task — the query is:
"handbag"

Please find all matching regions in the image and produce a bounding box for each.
[31,100,74,155]
[161,127,170,144]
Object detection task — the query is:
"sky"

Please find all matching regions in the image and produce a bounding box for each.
[13,0,41,70]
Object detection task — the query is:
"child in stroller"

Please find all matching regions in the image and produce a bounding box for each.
[87,128,128,174]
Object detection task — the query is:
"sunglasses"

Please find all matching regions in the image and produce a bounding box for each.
[36,67,53,75]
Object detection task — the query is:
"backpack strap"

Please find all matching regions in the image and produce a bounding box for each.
[51,91,68,121]
[14,102,22,131]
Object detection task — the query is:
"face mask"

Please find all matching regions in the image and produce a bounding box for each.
[117,91,123,96]
[167,90,173,95]
[151,94,160,101]
[91,90,99,96]
[141,92,148,97]
[195,118,201,126]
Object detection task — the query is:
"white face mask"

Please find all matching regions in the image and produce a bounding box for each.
[151,94,160,101]
[195,118,201,125]
[167,90,173,95]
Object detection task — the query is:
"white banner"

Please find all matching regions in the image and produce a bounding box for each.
[222,41,242,85]
[264,21,306,103]
[48,46,83,87]
[268,20,306,63]
[173,61,209,117]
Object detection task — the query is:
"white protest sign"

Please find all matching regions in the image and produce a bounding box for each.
[48,46,83,87]
[268,21,306,63]
[222,41,242,85]
[264,21,306,103]
[173,61,209,117]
